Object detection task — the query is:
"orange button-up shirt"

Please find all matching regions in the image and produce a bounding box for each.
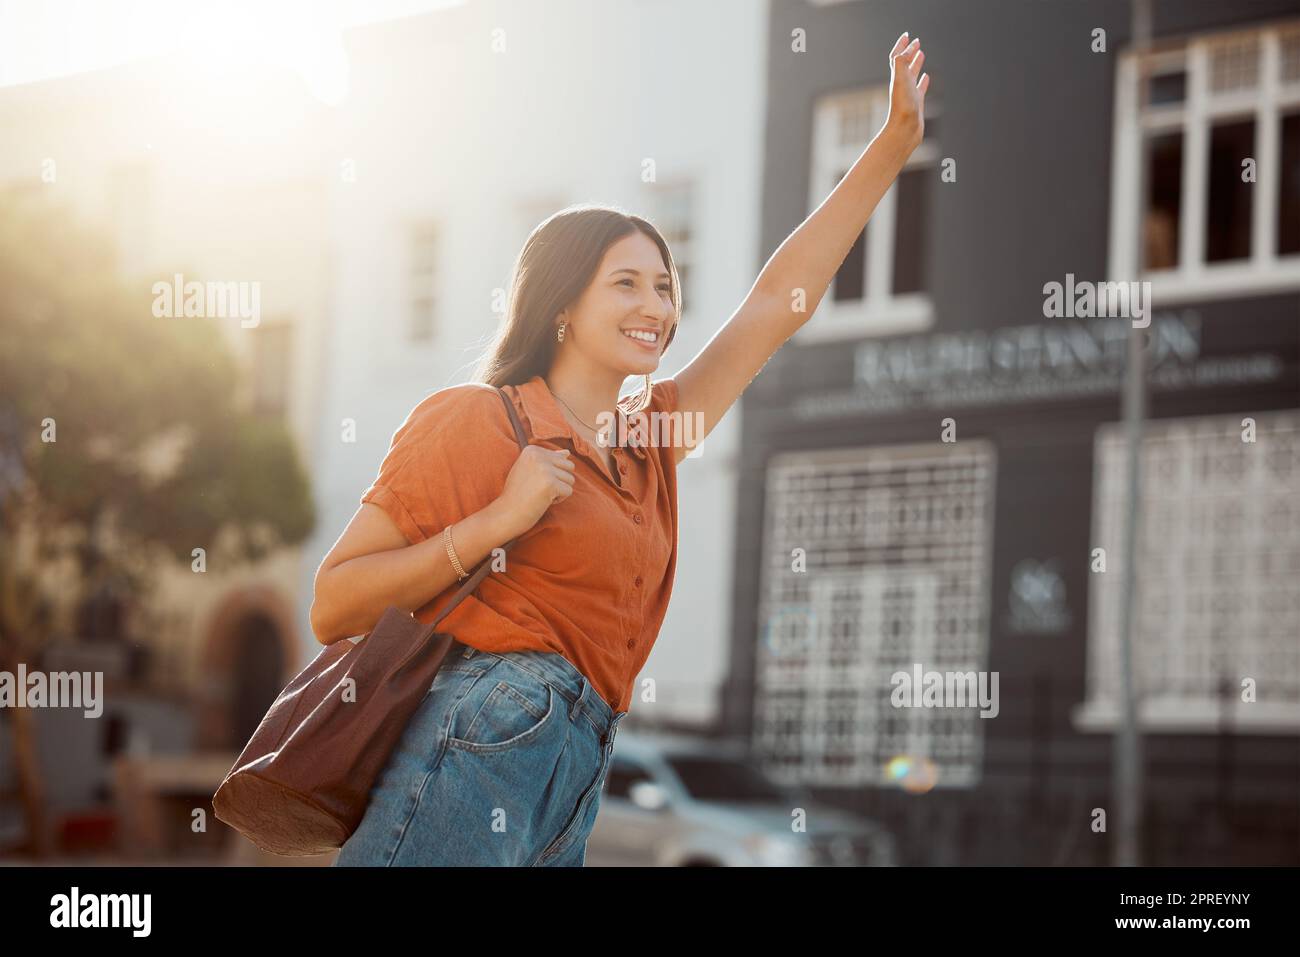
[359,374,680,714]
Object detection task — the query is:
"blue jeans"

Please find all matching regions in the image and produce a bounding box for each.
[334,643,626,866]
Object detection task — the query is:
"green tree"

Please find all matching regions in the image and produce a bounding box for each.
[0,192,315,856]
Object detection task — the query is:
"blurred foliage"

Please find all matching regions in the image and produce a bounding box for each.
[0,191,315,650]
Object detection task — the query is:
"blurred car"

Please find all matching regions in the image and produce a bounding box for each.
[585,731,896,866]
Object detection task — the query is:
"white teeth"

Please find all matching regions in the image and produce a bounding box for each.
[623,330,659,342]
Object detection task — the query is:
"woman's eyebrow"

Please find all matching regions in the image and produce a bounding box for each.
[609,267,671,279]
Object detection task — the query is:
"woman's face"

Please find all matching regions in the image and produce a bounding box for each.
[558,231,675,376]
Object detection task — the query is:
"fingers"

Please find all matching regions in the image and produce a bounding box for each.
[890,34,928,91]
[892,36,919,66]
[549,460,576,484]
[551,477,575,503]
[548,468,575,505]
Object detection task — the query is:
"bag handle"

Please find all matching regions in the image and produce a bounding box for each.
[424,384,530,631]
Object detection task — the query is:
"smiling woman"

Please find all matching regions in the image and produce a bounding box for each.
[481,210,683,420]
[317,32,930,867]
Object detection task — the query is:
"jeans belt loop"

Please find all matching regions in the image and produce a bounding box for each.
[569,679,586,725]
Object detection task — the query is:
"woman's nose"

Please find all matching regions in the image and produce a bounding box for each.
[643,293,670,320]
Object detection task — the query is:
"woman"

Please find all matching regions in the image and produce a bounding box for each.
[318,33,928,866]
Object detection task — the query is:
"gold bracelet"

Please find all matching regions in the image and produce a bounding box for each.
[443,524,468,580]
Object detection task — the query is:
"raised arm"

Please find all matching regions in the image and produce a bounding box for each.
[670,32,929,466]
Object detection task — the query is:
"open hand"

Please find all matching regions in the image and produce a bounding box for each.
[886,32,929,146]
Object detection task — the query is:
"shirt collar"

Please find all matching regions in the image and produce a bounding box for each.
[512,375,649,460]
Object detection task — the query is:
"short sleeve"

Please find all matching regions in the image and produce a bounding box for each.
[653,377,681,448]
[361,385,522,546]
[651,377,679,414]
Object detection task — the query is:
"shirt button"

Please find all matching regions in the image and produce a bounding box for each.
[626,638,635,649]
[619,462,627,475]
[633,513,642,524]
[633,575,643,587]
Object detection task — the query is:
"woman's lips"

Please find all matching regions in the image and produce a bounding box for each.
[622,331,660,351]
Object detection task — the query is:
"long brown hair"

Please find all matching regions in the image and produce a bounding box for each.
[471,203,681,414]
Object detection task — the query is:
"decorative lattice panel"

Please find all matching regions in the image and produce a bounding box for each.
[752,441,997,788]
[1282,29,1300,83]
[1209,35,1260,93]
[1087,411,1300,717]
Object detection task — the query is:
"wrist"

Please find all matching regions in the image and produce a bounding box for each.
[485,496,524,541]
[882,114,922,154]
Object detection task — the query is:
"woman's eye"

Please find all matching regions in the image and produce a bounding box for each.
[619,278,672,294]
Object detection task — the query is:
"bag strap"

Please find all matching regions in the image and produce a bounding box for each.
[425,384,529,631]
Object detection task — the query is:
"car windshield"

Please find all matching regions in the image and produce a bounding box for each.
[664,755,793,802]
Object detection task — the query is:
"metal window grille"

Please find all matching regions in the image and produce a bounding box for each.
[1086,411,1300,717]
[753,440,997,788]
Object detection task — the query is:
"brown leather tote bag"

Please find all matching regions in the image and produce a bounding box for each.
[212,385,530,856]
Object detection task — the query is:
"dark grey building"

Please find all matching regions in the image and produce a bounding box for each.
[732,0,1300,865]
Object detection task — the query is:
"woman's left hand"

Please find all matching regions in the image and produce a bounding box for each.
[885,32,929,147]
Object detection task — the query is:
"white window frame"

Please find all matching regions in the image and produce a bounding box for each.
[375,212,446,375]
[644,176,696,320]
[798,87,937,343]
[405,218,439,345]
[1108,20,1300,304]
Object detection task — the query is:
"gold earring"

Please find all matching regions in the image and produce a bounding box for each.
[557,321,566,343]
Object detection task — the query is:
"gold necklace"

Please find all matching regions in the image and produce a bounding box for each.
[550,391,600,433]
[545,379,618,443]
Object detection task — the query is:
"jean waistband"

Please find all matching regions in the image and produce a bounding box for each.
[453,641,627,747]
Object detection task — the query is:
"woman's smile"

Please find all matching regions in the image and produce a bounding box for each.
[621,327,661,351]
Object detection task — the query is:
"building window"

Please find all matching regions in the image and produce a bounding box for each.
[1143,130,1183,269]
[800,88,939,341]
[752,440,997,788]
[645,179,694,313]
[891,138,934,295]
[1205,117,1255,263]
[251,321,292,417]
[1075,410,1300,732]
[1280,109,1300,254]
[406,221,437,343]
[1110,22,1300,301]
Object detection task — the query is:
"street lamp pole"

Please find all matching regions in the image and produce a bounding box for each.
[1114,0,1153,868]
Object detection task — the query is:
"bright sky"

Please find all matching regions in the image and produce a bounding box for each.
[0,0,465,103]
